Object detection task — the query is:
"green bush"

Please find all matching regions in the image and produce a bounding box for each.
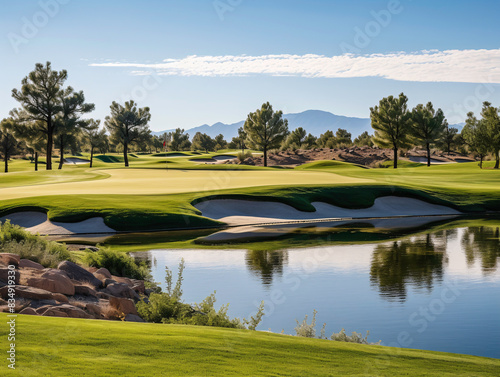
[137,259,265,329]
[82,247,151,280]
[0,220,72,267]
[237,150,253,162]
[295,310,381,345]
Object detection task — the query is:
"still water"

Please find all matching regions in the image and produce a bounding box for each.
[133,226,500,358]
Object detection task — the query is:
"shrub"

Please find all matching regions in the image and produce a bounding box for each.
[295,310,381,344]
[237,150,252,162]
[136,259,265,330]
[0,220,72,267]
[82,247,151,280]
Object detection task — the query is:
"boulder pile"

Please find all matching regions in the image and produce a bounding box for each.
[0,253,149,322]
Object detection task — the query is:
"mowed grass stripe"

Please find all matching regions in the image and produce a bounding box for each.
[1,314,498,377]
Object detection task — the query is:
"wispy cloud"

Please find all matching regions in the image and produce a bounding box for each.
[90,49,500,83]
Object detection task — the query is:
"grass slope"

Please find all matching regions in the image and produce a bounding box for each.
[1,314,498,377]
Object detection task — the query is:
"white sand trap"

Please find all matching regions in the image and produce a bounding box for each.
[64,157,91,164]
[0,211,116,235]
[195,196,461,226]
[408,156,454,164]
[199,215,460,243]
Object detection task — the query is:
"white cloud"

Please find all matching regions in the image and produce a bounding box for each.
[90,49,500,84]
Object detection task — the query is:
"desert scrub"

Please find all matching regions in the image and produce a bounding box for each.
[237,150,252,162]
[137,259,265,329]
[0,220,72,267]
[295,310,381,345]
[82,247,151,280]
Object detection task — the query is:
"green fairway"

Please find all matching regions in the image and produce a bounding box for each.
[1,314,498,377]
[1,154,499,232]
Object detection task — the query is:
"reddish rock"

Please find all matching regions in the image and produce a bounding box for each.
[95,268,112,279]
[131,280,145,294]
[109,296,138,316]
[57,261,102,288]
[20,269,75,296]
[0,285,55,301]
[112,276,133,286]
[40,304,91,319]
[19,307,38,315]
[19,259,44,270]
[104,283,139,300]
[0,253,20,267]
[0,267,19,285]
[74,285,97,297]
[52,293,69,303]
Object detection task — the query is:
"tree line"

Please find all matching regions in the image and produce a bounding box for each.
[1,63,499,171]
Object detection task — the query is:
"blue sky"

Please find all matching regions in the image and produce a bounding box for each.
[1,0,499,131]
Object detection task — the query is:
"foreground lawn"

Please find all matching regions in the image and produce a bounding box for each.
[0,314,498,377]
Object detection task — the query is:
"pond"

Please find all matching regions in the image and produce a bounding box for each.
[131,225,500,359]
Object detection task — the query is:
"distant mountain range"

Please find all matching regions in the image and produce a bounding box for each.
[152,110,372,140]
[152,110,464,140]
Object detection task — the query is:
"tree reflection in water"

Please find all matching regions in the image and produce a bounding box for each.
[462,226,500,274]
[370,232,448,302]
[245,250,289,286]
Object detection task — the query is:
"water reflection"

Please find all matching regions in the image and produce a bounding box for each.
[369,233,447,301]
[245,250,289,285]
[462,226,500,274]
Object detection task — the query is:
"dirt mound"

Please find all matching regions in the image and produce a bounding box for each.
[226,147,475,168]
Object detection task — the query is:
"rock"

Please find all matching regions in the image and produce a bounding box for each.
[104,283,139,300]
[95,268,112,279]
[0,285,54,301]
[103,278,117,287]
[40,304,91,319]
[0,253,20,267]
[0,267,20,285]
[52,293,69,303]
[96,292,111,299]
[20,268,75,296]
[19,307,38,315]
[131,280,145,294]
[124,314,145,322]
[109,296,138,316]
[57,261,102,288]
[19,259,44,270]
[112,276,133,286]
[74,285,97,297]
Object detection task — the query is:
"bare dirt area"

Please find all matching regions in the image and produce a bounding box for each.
[226,147,475,167]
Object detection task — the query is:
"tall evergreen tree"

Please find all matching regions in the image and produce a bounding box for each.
[481,102,500,169]
[11,62,93,170]
[105,100,151,167]
[0,119,22,173]
[437,124,459,155]
[370,93,413,169]
[169,129,191,151]
[83,119,107,168]
[192,132,215,153]
[410,102,447,167]
[244,102,289,167]
[462,112,490,169]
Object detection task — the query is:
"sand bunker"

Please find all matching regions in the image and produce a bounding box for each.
[0,211,116,235]
[194,196,461,226]
[64,158,91,165]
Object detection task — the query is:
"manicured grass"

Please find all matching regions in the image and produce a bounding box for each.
[1,155,499,232]
[1,314,498,377]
